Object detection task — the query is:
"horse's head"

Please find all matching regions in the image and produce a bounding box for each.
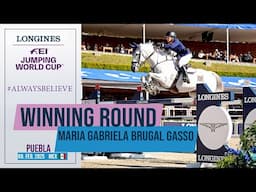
[130,42,154,72]
[130,42,142,72]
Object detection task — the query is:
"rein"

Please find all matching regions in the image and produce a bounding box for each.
[140,50,155,66]
[150,52,177,72]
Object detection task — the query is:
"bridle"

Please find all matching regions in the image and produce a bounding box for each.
[132,45,177,72]
[132,48,155,68]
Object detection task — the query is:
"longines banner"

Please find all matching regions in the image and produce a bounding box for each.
[196,84,233,163]
[0,24,81,167]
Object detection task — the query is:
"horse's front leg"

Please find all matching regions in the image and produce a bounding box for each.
[141,75,148,90]
[141,74,159,95]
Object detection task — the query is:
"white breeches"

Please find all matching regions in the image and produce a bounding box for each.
[178,53,192,67]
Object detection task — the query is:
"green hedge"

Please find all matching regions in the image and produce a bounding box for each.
[82,52,256,77]
[216,122,256,168]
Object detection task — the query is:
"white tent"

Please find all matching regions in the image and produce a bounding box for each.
[83,24,256,62]
[82,23,256,43]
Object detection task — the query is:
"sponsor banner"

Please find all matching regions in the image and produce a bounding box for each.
[243,87,256,130]
[196,84,233,163]
[0,24,81,168]
[55,126,198,153]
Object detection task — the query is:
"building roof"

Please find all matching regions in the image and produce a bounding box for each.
[83,24,256,43]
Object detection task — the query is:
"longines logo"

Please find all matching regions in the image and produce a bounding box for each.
[198,106,232,150]
[244,108,256,129]
[199,123,227,132]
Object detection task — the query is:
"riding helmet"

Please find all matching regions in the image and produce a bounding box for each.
[165,31,176,38]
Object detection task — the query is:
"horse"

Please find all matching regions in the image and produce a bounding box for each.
[130,42,224,98]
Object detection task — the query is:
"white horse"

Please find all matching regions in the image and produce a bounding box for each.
[130,42,224,97]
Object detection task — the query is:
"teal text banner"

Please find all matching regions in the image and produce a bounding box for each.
[55,126,197,153]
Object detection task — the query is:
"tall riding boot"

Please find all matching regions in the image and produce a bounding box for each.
[180,66,190,83]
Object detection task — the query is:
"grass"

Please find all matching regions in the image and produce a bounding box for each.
[82,52,256,77]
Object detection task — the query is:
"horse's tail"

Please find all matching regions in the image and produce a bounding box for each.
[212,72,224,92]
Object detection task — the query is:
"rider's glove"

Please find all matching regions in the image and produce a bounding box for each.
[156,42,165,48]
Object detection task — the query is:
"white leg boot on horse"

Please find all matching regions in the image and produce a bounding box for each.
[141,76,147,87]
[142,76,160,96]
[149,82,160,96]
[148,77,161,95]
[141,75,158,95]
[146,83,156,95]
[141,76,150,91]
[141,76,152,94]
[141,76,146,83]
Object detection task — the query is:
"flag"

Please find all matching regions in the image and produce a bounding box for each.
[58,153,67,160]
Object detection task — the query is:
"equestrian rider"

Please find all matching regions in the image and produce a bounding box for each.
[159,31,192,83]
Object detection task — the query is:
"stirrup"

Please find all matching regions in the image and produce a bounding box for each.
[180,66,190,83]
[182,72,190,83]
[185,63,191,68]
[183,76,190,83]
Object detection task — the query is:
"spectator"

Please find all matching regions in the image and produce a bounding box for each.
[239,54,243,62]
[120,44,125,54]
[198,50,205,59]
[243,51,253,62]
[214,49,222,60]
[114,44,120,53]
[86,43,91,50]
[81,41,86,50]
[94,43,98,51]
[230,53,239,62]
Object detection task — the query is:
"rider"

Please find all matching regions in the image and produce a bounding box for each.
[159,31,192,83]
